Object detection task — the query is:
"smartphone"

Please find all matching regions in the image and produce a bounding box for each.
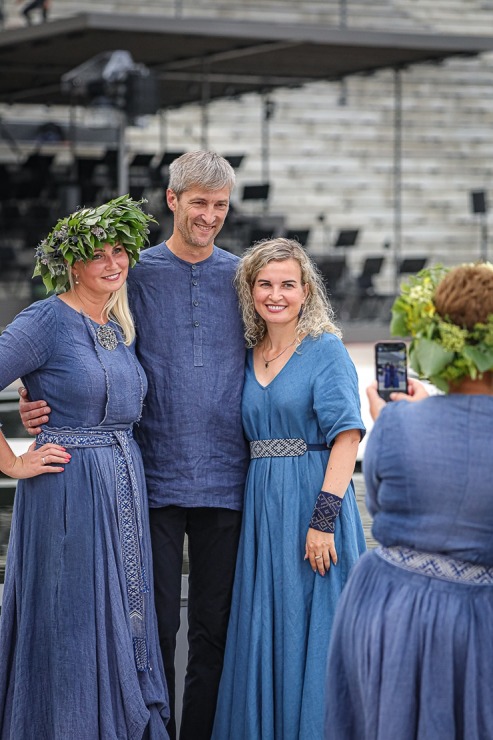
[375,341,408,402]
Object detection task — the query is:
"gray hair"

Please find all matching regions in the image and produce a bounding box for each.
[168,151,236,195]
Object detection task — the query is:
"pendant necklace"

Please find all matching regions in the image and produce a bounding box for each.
[261,338,297,368]
[74,290,118,351]
[95,324,119,351]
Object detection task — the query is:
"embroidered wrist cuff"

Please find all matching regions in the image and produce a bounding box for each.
[309,490,342,533]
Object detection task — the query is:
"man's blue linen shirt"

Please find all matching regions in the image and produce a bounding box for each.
[127,242,249,510]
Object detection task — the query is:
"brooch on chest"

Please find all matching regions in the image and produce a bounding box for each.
[96,324,118,351]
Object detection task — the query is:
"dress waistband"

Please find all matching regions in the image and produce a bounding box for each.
[249,438,327,459]
[37,427,132,447]
[376,546,493,586]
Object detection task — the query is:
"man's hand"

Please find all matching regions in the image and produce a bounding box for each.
[18,386,51,435]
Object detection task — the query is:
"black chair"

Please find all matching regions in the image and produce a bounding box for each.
[22,153,55,178]
[76,156,103,181]
[0,246,22,281]
[315,256,347,294]
[357,256,385,292]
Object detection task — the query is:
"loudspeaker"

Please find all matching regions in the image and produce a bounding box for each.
[471,190,488,214]
[125,71,160,118]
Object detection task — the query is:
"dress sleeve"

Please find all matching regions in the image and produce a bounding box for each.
[0,300,58,391]
[312,335,366,447]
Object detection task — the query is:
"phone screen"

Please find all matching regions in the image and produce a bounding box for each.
[375,342,408,401]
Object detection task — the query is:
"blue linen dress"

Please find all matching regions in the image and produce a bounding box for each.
[212,333,366,740]
[327,395,493,740]
[0,296,169,740]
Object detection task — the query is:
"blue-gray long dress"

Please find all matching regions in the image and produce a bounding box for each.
[327,395,493,740]
[212,333,366,740]
[0,296,169,740]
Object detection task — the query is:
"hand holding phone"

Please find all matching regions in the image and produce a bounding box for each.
[375,342,408,402]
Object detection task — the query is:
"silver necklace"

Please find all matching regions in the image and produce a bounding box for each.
[74,289,118,351]
[261,338,297,368]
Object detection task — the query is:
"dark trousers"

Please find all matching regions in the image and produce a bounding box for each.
[149,505,242,740]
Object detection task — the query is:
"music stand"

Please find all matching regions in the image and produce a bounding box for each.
[361,256,384,276]
[399,257,427,274]
[156,151,186,168]
[334,229,359,248]
[285,229,310,246]
[250,227,275,243]
[242,183,270,201]
[224,154,245,169]
[130,153,154,168]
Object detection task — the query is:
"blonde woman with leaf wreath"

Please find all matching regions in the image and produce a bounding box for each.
[0,196,169,739]
[326,263,493,740]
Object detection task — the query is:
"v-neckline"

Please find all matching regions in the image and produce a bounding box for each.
[250,336,308,389]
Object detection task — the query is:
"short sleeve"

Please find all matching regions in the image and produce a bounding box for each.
[0,299,58,391]
[312,335,366,447]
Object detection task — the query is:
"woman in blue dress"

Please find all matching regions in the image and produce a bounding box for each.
[212,238,366,740]
[0,196,169,739]
[327,262,493,739]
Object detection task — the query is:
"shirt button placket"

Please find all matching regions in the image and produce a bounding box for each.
[191,264,203,366]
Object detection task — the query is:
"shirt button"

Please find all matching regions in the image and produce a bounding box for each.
[194,321,200,327]
[191,265,197,271]
[192,280,198,286]
[193,300,199,307]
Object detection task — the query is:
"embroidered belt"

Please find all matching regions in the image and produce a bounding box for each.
[37,427,150,671]
[376,545,493,586]
[249,438,327,459]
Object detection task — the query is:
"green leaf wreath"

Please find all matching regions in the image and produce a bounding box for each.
[390,263,493,392]
[33,194,156,293]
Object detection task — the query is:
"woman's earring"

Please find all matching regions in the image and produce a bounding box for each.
[74,274,79,285]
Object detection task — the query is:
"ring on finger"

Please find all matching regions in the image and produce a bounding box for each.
[42,457,46,465]
[315,555,322,560]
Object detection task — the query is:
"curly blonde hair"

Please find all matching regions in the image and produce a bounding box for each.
[234,238,341,347]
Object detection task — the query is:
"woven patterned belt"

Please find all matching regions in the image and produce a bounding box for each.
[249,438,327,459]
[376,546,493,586]
[37,427,150,671]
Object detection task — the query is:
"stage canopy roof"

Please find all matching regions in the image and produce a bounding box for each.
[1,13,493,108]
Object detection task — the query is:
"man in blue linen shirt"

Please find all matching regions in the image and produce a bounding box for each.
[19,151,249,740]
[127,151,248,740]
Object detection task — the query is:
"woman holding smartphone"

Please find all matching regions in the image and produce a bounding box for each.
[326,262,493,739]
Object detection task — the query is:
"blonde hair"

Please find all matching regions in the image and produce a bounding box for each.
[235,238,341,347]
[68,266,135,346]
